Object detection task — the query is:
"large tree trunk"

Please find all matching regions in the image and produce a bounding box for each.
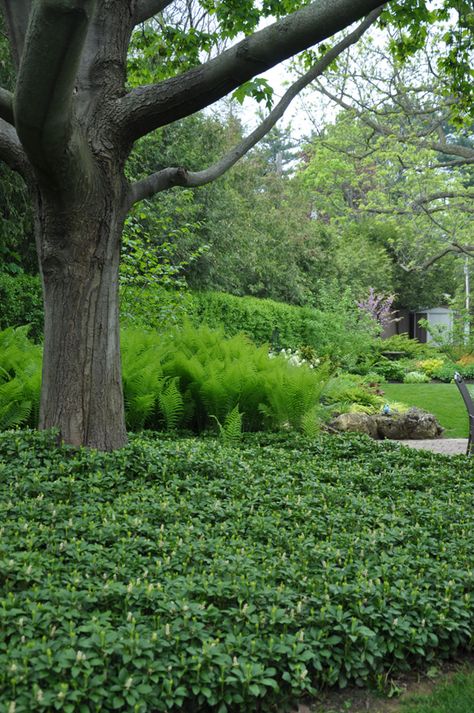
[36,188,128,450]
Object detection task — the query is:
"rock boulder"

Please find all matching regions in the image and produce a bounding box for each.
[329,412,380,439]
[330,407,443,440]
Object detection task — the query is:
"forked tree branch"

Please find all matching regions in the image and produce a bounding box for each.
[133,0,174,25]
[118,0,387,140]
[314,80,474,162]
[128,7,383,206]
[14,0,97,185]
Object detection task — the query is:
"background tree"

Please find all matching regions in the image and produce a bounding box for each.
[0,0,471,449]
[299,110,468,306]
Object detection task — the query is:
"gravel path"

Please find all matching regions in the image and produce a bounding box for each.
[395,438,469,456]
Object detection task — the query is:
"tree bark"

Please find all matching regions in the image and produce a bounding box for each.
[36,187,127,450]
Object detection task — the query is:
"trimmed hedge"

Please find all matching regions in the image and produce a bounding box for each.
[0,277,375,367]
[186,291,374,366]
[1,430,473,712]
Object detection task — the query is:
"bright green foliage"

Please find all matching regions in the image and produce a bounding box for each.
[0,327,42,430]
[158,378,185,431]
[362,357,407,382]
[212,404,244,442]
[154,324,329,433]
[322,374,385,415]
[300,113,465,309]
[121,332,165,430]
[0,277,379,370]
[1,429,474,711]
[0,325,329,435]
[380,1,474,125]
[375,334,436,360]
[416,358,446,377]
[187,290,376,369]
[403,371,431,384]
[431,361,474,383]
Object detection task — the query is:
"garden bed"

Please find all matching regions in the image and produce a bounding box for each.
[1,430,474,711]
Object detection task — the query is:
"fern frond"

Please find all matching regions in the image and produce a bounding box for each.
[221,405,243,442]
[0,377,33,430]
[211,405,243,442]
[301,407,322,439]
[158,378,184,431]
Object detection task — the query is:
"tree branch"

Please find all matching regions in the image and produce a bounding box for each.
[118,0,387,140]
[0,87,14,126]
[133,0,174,25]
[413,191,474,207]
[0,0,32,68]
[359,188,474,216]
[400,243,474,272]
[314,79,474,162]
[14,0,96,186]
[0,119,32,180]
[128,7,383,206]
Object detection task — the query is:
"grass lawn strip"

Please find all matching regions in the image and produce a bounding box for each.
[382,384,469,438]
[311,665,474,712]
[399,670,474,713]
[1,430,474,712]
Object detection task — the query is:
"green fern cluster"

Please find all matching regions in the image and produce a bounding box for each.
[0,324,330,436]
[322,373,384,415]
[0,326,42,430]
[122,324,330,435]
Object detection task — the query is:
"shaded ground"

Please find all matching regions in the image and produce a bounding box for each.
[294,658,474,712]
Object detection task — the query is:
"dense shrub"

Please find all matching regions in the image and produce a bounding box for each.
[0,279,377,369]
[123,324,330,433]
[1,429,473,712]
[0,272,191,338]
[374,334,436,359]
[120,284,192,331]
[0,272,43,340]
[322,374,385,414]
[369,357,407,382]
[187,291,375,368]
[415,358,445,376]
[431,362,459,382]
[432,361,474,382]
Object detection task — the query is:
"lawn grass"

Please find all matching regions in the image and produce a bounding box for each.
[315,669,474,712]
[400,671,474,713]
[382,383,469,438]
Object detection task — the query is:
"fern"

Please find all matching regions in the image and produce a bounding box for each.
[301,407,323,439]
[0,327,42,430]
[158,378,184,431]
[211,405,243,442]
[0,378,33,429]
